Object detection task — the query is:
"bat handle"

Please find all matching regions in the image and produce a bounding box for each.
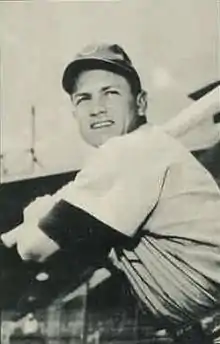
[1,225,23,248]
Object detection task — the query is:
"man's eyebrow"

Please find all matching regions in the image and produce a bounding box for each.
[101,85,120,92]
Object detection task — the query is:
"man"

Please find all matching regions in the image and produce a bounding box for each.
[2,43,220,343]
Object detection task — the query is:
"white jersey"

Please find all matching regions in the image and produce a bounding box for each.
[61,124,220,324]
[20,124,220,324]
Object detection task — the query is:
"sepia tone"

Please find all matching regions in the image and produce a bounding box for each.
[0,1,220,343]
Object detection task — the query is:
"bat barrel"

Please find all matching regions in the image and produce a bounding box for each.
[164,86,220,139]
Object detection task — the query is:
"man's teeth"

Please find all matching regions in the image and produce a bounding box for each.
[92,121,114,129]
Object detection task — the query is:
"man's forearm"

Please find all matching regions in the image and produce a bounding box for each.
[38,199,131,256]
[2,198,131,263]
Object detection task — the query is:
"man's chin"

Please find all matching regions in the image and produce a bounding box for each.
[85,131,120,148]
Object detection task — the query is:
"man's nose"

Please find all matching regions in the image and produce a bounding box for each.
[90,97,106,117]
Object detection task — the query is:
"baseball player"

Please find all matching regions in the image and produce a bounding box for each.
[2,43,220,343]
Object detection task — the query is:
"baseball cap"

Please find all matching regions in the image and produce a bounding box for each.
[62,43,142,95]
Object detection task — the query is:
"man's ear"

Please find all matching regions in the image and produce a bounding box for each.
[136,90,147,117]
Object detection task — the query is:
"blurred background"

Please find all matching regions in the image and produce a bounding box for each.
[0,0,219,182]
[0,1,220,343]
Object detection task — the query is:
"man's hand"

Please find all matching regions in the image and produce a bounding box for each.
[1,195,60,262]
[1,223,59,262]
[16,224,60,262]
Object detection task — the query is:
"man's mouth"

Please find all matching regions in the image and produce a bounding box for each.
[91,120,114,129]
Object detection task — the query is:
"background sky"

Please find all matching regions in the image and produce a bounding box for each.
[0,0,219,182]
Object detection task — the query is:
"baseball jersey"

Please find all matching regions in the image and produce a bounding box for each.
[56,124,220,325]
[19,124,220,325]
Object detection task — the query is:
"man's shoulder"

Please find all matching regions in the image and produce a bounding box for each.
[133,124,188,161]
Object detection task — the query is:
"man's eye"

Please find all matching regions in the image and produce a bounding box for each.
[76,96,90,105]
[105,90,120,96]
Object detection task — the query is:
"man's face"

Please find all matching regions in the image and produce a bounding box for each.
[71,69,139,147]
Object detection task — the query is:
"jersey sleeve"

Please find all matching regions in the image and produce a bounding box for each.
[38,126,169,251]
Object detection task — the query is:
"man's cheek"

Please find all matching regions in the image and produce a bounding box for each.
[79,122,90,137]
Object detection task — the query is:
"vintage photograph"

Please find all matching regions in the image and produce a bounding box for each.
[0,1,220,343]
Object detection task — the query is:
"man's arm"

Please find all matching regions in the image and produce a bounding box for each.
[38,199,131,253]
[1,199,130,262]
[2,126,168,262]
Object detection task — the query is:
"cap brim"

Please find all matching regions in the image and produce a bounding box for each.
[62,58,141,95]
